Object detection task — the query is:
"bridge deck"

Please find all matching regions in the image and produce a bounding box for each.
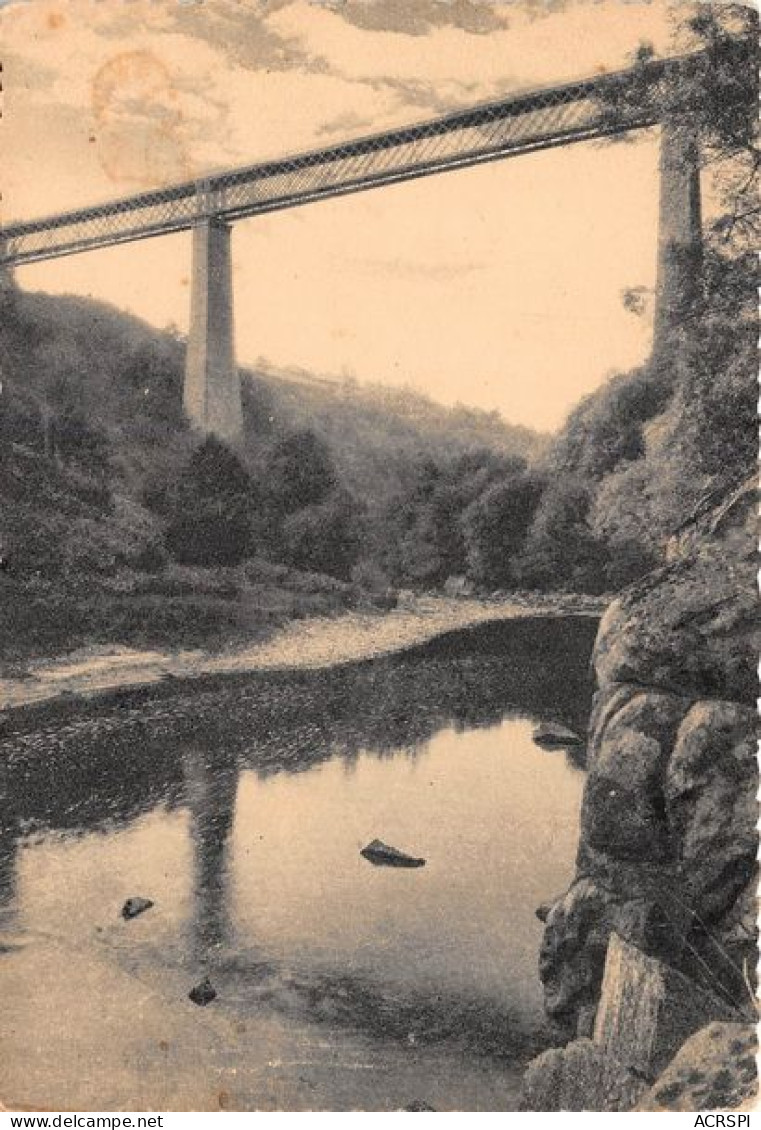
[0,57,678,267]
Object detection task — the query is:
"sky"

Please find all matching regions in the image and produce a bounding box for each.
[0,0,696,430]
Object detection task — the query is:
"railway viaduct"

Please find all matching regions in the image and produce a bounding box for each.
[0,55,703,441]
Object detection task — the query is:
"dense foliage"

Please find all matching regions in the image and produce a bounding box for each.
[0,287,543,584]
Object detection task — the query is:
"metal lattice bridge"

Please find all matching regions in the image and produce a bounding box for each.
[0,57,689,268]
[0,53,704,440]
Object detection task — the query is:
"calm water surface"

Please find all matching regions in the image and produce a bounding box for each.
[0,615,597,1111]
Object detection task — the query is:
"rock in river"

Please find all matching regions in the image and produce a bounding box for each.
[189,977,217,1007]
[121,896,154,920]
[533,722,584,750]
[361,839,425,868]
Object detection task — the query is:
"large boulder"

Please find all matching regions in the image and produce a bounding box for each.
[525,942,751,1112]
[538,879,701,1040]
[580,689,690,863]
[665,700,758,925]
[593,934,735,1080]
[521,1038,645,1113]
[664,700,758,998]
[636,1022,757,1112]
[539,880,615,1038]
[593,479,757,705]
[541,687,757,1033]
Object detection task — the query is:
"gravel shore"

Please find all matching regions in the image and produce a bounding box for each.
[0,593,604,713]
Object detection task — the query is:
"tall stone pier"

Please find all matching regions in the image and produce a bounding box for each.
[0,238,16,314]
[652,120,703,359]
[184,218,243,442]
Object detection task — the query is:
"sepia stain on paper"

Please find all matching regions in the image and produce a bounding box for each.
[91,50,191,188]
[46,10,65,32]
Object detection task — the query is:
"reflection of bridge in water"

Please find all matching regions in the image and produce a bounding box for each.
[0,55,704,440]
[183,744,237,961]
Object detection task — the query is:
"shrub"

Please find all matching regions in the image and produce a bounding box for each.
[162,436,256,567]
[514,479,609,594]
[279,490,364,580]
[263,430,337,517]
[463,472,545,588]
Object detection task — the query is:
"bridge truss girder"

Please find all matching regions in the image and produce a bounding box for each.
[0,61,672,268]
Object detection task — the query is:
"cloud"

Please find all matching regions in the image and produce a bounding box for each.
[333,0,508,37]
[314,110,376,137]
[357,73,485,115]
[164,0,327,75]
[265,0,676,99]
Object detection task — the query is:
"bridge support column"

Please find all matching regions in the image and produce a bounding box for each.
[653,120,702,359]
[0,238,16,316]
[184,218,243,442]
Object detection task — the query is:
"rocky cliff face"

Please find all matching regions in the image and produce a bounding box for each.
[530,475,758,1107]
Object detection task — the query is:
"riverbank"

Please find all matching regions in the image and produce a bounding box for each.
[0,592,604,713]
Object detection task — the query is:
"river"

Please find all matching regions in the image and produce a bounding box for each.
[0,614,597,1111]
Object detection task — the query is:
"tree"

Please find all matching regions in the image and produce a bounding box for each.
[643,8,758,490]
[164,436,255,566]
[379,451,527,587]
[667,282,757,484]
[463,470,545,588]
[544,366,673,484]
[280,490,364,580]
[675,5,759,252]
[589,460,662,587]
[54,410,111,476]
[514,479,608,594]
[120,340,185,430]
[599,6,758,252]
[264,430,337,517]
